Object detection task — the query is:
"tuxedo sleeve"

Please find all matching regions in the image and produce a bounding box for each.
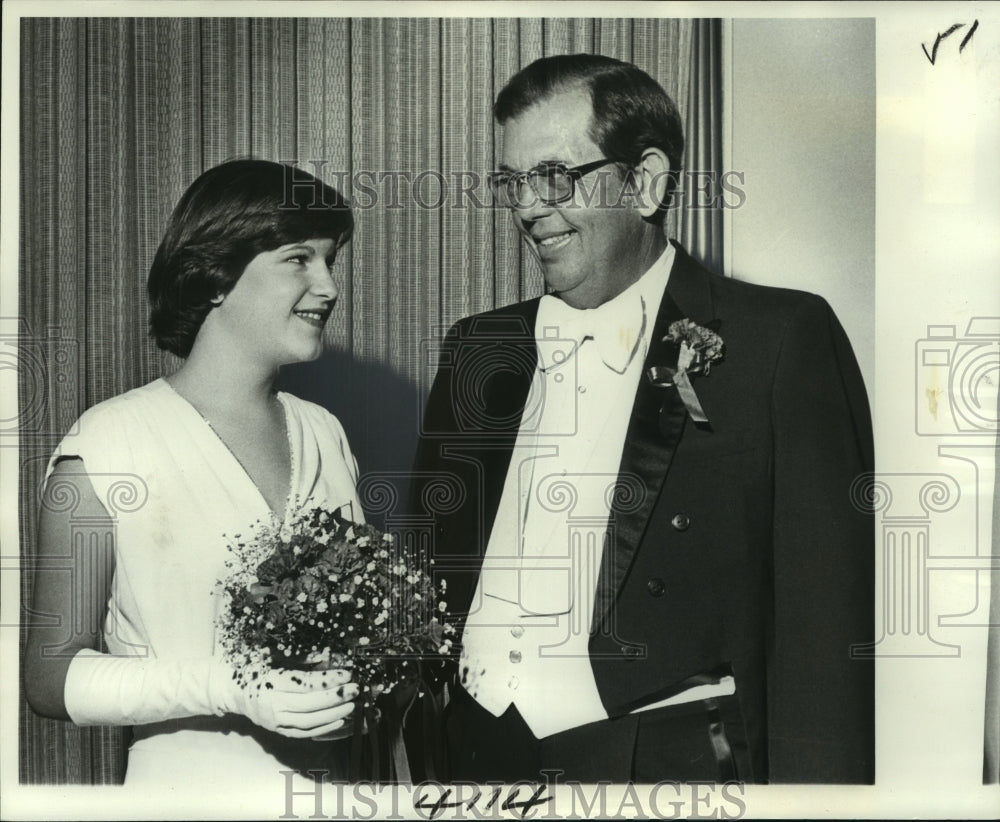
[405,323,463,781]
[767,295,875,783]
[409,320,466,600]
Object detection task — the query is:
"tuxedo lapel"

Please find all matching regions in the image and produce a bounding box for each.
[592,243,718,635]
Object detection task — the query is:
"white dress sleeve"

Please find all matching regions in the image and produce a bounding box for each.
[42,397,144,518]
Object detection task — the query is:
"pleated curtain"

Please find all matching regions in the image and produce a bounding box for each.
[680,17,724,274]
[18,16,722,784]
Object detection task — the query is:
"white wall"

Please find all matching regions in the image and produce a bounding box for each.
[726,18,876,395]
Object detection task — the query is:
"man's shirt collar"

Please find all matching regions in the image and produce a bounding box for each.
[535,243,676,373]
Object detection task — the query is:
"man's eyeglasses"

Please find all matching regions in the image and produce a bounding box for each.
[488,158,621,208]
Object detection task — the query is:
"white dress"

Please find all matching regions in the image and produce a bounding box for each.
[43,378,365,787]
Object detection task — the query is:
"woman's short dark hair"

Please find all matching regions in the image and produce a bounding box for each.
[494,54,684,205]
[148,159,353,358]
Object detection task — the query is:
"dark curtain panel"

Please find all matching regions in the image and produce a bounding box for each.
[680,18,724,274]
[18,16,722,784]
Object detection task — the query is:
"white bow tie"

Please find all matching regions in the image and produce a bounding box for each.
[535,293,646,374]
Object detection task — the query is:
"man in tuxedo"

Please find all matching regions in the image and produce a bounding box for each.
[412,54,874,784]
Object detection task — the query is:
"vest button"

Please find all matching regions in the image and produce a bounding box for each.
[508,676,520,690]
[509,650,522,664]
[510,625,524,639]
[646,577,665,597]
[671,513,691,531]
[620,645,642,658]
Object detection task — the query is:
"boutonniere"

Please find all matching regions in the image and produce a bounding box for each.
[646,318,725,425]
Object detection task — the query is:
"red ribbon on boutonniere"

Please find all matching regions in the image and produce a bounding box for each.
[646,318,724,425]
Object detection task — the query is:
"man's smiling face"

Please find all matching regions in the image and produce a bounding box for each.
[499,87,650,309]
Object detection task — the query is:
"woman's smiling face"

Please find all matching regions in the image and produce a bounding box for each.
[211,237,340,367]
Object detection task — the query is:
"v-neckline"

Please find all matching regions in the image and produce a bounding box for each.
[159,378,296,522]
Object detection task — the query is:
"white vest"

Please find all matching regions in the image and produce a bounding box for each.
[461,248,670,738]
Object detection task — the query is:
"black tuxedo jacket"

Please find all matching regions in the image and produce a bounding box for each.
[411,242,875,783]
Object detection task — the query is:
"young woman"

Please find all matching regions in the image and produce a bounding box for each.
[24,159,364,787]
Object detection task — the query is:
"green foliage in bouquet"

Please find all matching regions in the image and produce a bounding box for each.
[219,507,455,708]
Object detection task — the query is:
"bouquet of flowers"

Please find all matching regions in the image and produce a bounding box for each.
[217,505,455,778]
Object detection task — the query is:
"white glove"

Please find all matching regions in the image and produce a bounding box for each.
[63,648,358,739]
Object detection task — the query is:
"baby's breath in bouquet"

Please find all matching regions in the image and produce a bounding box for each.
[218,506,455,778]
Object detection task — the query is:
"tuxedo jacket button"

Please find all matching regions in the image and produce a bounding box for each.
[671,513,691,531]
[620,645,642,659]
[646,577,665,597]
